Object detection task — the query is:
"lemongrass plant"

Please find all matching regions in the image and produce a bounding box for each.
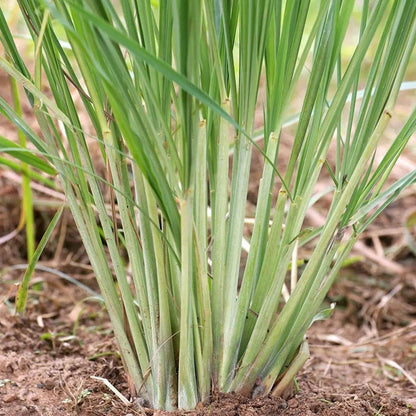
[1,0,416,410]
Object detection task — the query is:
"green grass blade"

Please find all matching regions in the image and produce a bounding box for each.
[15,204,64,313]
[0,136,56,175]
[47,0,247,138]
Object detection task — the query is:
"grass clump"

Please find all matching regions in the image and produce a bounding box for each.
[1,0,415,410]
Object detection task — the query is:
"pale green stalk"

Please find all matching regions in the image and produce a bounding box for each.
[178,194,198,409]
[10,74,34,261]
[220,131,279,388]
[210,101,231,378]
[193,119,212,401]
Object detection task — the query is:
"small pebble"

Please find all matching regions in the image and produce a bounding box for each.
[3,393,18,403]
[288,398,299,408]
[43,379,55,390]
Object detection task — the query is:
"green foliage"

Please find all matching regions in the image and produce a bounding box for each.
[1,0,415,410]
[15,205,63,312]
